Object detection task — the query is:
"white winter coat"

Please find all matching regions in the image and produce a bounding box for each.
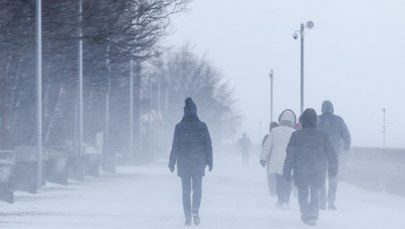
[260,110,296,175]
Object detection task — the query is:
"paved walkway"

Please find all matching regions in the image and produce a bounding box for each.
[1,152,405,228]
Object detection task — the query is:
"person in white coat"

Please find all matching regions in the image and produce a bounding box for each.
[260,109,297,209]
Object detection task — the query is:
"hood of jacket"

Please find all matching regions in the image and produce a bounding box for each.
[299,108,317,128]
[278,109,296,128]
[321,100,334,114]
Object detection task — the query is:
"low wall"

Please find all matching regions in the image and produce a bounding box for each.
[344,147,405,196]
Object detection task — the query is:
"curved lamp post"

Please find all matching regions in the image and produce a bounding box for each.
[293,21,314,114]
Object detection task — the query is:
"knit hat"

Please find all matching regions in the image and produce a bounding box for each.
[184,97,197,114]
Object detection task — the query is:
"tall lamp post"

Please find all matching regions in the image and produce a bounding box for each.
[78,0,84,158]
[293,21,314,114]
[269,69,274,122]
[36,0,43,188]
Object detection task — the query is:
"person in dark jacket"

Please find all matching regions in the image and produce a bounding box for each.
[169,97,213,226]
[283,108,337,225]
[318,100,351,210]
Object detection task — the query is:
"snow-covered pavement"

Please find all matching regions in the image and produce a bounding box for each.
[1,152,405,229]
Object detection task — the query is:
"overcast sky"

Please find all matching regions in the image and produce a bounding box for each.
[167,0,405,148]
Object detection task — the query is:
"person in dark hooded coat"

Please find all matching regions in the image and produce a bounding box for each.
[318,100,351,210]
[283,108,337,225]
[169,97,213,226]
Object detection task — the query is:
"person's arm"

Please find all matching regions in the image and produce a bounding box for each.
[325,135,338,177]
[260,132,273,164]
[338,117,351,151]
[203,123,213,172]
[168,125,180,172]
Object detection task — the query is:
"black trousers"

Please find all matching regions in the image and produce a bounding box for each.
[181,176,203,220]
[320,153,341,205]
[297,183,321,221]
[275,174,292,204]
[320,176,338,205]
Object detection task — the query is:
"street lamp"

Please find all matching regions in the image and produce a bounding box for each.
[269,69,274,122]
[36,0,43,188]
[293,21,314,114]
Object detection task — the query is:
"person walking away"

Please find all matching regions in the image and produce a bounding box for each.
[260,110,296,209]
[283,108,337,225]
[261,121,279,197]
[318,100,351,210]
[169,97,213,226]
[238,132,252,165]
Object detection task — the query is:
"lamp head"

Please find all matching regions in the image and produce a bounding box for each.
[306,21,314,29]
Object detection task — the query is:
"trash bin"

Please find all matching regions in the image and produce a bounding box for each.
[47,146,69,185]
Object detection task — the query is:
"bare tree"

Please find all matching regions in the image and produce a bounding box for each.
[0,0,191,149]
[152,45,241,144]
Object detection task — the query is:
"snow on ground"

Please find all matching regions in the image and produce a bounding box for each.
[1,151,404,229]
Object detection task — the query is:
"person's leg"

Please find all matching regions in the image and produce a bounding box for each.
[284,175,292,204]
[192,176,203,225]
[275,174,291,206]
[328,176,338,209]
[319,179,327,210]
[241,152,245,165]
[275,174,283,205]
[242,152,248,165]
[308,185,321,221]
[297,184,310,222]
[267,173,277,197]
[328,152,340,210]
[192,176,203,211]
[181,177,192,224]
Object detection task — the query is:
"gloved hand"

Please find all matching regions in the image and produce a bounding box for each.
[259,160,266,168]
[168,163,175,173]
[208,164,213,172]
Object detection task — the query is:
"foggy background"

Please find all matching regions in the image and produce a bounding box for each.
[0,1,405,228]
[168,0,405,148]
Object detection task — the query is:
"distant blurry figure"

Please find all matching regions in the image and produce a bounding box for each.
[169,97,213,226]
[317,100,351,210]
[260,110,296,209]
[261,121,279,197]
[283,108,337,225]
[238,132,252,165]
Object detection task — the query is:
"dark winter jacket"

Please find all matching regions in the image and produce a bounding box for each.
[169,98,213,177]
[283,108,338,187]
[318,101,351,152]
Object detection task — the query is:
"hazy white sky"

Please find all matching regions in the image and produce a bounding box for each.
[168,0,405,148]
